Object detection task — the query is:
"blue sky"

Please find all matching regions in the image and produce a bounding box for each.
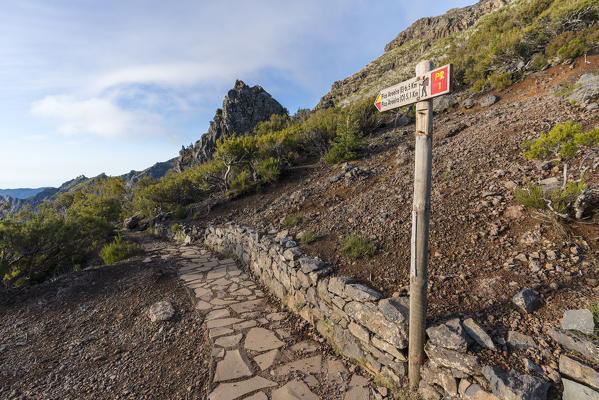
[0,0,474,188]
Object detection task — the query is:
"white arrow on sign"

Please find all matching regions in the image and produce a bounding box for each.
[374,64,452,112]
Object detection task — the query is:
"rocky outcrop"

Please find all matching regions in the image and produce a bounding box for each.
[175,80,286,172]
[316,0,513,108]
[384,0,511,53]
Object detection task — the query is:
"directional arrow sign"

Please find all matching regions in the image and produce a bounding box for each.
[374,64,452,112]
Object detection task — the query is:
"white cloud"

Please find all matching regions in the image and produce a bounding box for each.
[31,95,159,138]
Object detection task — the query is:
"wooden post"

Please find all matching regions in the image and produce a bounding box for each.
[408,59,434,390]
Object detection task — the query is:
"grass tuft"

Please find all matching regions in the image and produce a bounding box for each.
[100,234,144,265]
[300,231,317,245]
[341,234,376,259]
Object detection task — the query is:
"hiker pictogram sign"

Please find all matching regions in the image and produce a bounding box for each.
[374,64,452,112]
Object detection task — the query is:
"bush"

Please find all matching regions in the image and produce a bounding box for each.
[229,170,252,194]
[515,184,546,209]
[173,205,187,219]
[283,214,307,228]
[341,235,376,259]
[548,180,586,214]
[300,231,317,245]
[171,223,180,233]
[100,234,144,265]
[524,121,583,159]
[515,181,586,215]
[324,116,363,164]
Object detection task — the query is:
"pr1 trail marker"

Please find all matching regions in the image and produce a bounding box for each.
[374,61,452,390]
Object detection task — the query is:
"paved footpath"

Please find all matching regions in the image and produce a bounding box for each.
[154,242,379,399]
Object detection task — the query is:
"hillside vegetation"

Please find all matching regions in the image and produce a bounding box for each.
[319,0,599,106]
[1,0,598,291]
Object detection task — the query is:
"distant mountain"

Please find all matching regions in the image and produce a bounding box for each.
[119,158,175,187]
[1,159,176,216]
[0,187,50,199]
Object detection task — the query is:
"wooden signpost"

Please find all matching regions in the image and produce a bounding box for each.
[374,60,452,389]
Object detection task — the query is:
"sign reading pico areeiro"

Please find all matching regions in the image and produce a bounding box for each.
[374,64,452,112]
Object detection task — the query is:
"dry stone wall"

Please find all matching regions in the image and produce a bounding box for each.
[203,223,548,399]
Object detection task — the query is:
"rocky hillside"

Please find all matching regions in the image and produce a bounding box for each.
[317,0,512,108]
[161,55,599,399]
[174,80,286,172]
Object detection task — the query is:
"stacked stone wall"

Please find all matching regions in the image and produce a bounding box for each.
[204,223,544,399]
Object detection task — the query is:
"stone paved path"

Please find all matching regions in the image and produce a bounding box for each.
[156,243,378,399]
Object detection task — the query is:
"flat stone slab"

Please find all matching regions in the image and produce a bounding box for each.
[254,349,280,371]
[195,300,212,311]
[208,376,277,400]
[206,318,243,329]
[272,380,319,400]
[233,320,258,331]
[275,355,322,377]
[206,308,230,321]
[245,393,267,400]
[244,328,285,352]
[215,334,243,348]
[344,374,370,400]
[230,299,265,314]
[290,341,319,353]
[209,327,234,339]
[214,349,253,382]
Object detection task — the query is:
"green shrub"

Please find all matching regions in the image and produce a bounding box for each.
[324,116,363,164]
[171,223,180,233]
[488,72,513,91]
[257,157,280,183]
[173,204,187,219]
[515,181,586,215]
[229,170,252,194]
[300,231,317,245]
[548,180,586,214]
[100,234,145,265]
[283,214,307,228]
[524,121,582,159]
[341,235,376,259]
[515,184,546,209]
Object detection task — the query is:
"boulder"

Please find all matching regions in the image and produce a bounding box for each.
[559,355,599,391]
[149,301,175,322]
[344,283,382,301]
[463,318,496,350]
[123,213,140,230]
[462,98,476,109]
[425,344,482,376]
[426,318,470,352]
[433,94,458,112]
[478,94,498,107]
[562,378,599,400]
[378,297,409,324]
[549,328,599,364]
[568,74,599,104]
[482,365,549,400]
[298,257,325,274]
[512,288,543,314]
[561,309,595,335]
[507,331,536,351]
